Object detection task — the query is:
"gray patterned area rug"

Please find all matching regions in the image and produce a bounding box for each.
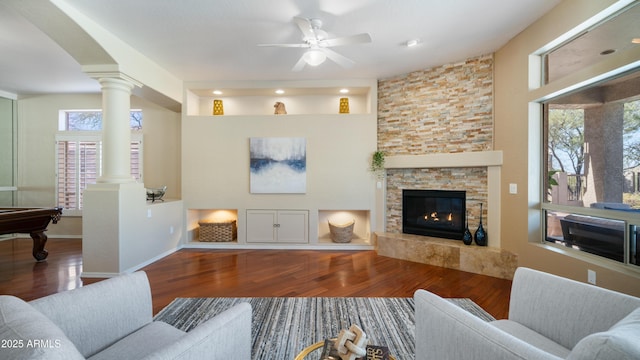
[154,297,494,360]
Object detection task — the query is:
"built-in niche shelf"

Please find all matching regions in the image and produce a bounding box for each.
[185,80,376,116]
[182,79,378,251]
[183,208,375,249]
[318,210,372,246]
[187,209,238,244]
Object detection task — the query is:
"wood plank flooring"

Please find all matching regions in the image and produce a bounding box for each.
[0,238,512,319]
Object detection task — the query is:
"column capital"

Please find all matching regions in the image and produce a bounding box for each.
[97,77,137,93]
[82,64,143,88]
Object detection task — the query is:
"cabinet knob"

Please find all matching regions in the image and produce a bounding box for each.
[273,223,280,228]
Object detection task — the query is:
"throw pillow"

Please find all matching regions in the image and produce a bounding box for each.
[567,307,640,360]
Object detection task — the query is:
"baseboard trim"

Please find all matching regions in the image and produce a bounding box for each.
[80,272,120,278]
[182,242,375,251]
[81,246,182,278]
[121,247,182,274]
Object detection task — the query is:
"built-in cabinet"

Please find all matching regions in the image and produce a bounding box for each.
[246,210,308,244]
[182,79,378,249]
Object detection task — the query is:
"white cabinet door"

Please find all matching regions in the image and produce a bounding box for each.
[246,210,308,244]
[246,210,277,243]
[277,210,308,243]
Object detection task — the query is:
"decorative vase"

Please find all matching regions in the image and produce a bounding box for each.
[462,210,473,245]
[474,203,487,246]
[339,97,350,114]
[213,99,224,115]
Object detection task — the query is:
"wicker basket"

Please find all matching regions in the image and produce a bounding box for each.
[328,220,355,243]
[198,220,237,242]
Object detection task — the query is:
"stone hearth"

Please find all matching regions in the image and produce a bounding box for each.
[376,232,517,279]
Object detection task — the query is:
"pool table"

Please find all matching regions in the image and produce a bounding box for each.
[0,207,63,261]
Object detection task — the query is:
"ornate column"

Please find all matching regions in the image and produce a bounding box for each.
[95,76,139,183]
[82,71,145,276]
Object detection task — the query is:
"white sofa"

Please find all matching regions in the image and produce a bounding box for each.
[0,271,252,360]
[415,267,640,359]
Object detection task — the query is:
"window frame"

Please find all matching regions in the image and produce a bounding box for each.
[531,3,640,270]
[539,90,640,268]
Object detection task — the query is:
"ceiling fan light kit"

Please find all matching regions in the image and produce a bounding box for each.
[302,49,327,66]
[259,16,371,71]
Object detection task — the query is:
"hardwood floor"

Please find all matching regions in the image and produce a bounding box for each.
[0,238,512,319]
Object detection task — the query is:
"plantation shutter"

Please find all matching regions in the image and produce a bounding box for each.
[57,140,141,210]
[130,140,142,181]
[78,141,99,209]
[56,141,77,210]
[56,140,99,210]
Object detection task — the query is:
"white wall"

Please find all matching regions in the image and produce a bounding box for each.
[82,182,183,276]
[182,79,379,245]
[182,113,378,243]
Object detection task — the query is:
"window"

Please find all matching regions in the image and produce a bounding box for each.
[56,110,143,213]
[56,138,100,211]
[538,3,640,267]
[542,78,640,266]
[59,110,143,131]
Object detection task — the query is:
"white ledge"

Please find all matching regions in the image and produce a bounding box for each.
[385,150,503,169]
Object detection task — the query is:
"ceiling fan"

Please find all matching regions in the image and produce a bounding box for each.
[258,17,372,71]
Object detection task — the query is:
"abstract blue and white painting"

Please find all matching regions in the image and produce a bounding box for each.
[250,137,306,193]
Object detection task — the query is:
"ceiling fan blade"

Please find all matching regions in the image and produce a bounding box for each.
[321,33,372,47]
[293,16,315,40]
[321,48,355,68]
[292,55,307,72]
[258,43,309,48]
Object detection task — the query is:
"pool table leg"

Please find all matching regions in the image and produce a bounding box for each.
[29,230,49,261]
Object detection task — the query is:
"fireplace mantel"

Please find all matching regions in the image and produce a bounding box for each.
[376,150,503,248]
[384,151,503,169]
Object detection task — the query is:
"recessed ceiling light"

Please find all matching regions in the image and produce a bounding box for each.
[339,88,349,94]
[600,49,616,55]
[406,39,419,48]
[275,89,285,94]
[632,38,640,44]
[212,90,222,95]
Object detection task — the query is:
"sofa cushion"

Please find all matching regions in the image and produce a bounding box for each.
[567,307,640,360]
[491,319,571,358]
[0,295,83,360]
[87,321,185,360]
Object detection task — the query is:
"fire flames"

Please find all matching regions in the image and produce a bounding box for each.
[424,212,453,223]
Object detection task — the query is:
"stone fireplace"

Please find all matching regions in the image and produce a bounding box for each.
[402,189,466,240]
[374,152,518,280]
[374,55,517,279]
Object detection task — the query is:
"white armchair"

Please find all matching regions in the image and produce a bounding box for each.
[414,267,640,359]
[0,271,252,360]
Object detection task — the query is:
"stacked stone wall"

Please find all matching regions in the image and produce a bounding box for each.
[378,54,493,155]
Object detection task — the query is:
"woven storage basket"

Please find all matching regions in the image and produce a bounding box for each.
[328,220,355,243]
[198,220,237,242]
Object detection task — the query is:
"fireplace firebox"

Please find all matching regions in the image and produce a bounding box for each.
[402,189,466,240]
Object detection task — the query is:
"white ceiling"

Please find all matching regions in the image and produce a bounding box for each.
[0,0,563,98]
